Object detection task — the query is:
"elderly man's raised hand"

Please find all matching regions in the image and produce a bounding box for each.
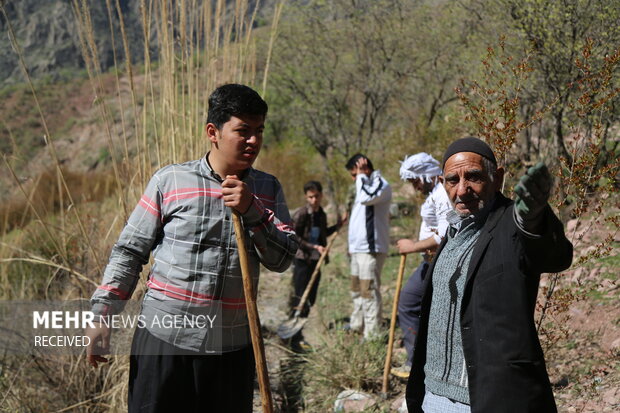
[514,162,552,223]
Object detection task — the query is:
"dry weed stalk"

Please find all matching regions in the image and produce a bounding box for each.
[537,43,620,342]
[456,36,538,166]
[457,36,619,356]
[0,4,104,274]
[0,0,282,410]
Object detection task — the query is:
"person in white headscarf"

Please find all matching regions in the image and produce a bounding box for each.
[391,152,452,378]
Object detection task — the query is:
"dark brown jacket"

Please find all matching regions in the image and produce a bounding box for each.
[292,205,338,262]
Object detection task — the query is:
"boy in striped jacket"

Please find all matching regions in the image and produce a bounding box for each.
[86,84,298,412]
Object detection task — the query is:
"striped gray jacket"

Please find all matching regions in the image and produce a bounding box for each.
[90,155,298,353]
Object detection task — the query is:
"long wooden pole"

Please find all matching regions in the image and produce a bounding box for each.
[382,254,407,395]
[294,231,339,316]
[232,211,273,413]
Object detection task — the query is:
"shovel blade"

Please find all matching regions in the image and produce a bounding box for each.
[277,317,308,340]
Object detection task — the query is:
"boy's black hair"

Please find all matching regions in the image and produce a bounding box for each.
[303,180,323,193]
[345,153,374,171]
[207,84,268,129]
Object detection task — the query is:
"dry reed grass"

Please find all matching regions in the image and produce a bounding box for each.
[0,0,284,410]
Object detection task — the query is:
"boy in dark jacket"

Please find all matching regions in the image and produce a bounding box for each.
[289,181,340,348]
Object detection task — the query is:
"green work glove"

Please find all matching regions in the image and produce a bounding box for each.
[514,162,553,230]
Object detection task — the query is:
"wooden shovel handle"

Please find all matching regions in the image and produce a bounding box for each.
[232,211,273,413]
[294,230,339,316]
[382,254,407,394]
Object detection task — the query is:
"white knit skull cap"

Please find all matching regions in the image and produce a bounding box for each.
[399,152,442,182]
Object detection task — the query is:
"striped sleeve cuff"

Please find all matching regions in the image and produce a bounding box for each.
[241,196,266,226]
[91,302,111,317]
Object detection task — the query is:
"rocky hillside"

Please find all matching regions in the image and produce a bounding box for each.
[0,0,147,86]
[0,0,271,86]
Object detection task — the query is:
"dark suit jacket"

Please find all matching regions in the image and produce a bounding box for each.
[406,193,573,413]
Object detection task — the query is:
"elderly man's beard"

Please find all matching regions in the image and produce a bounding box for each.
[451,194,485,218]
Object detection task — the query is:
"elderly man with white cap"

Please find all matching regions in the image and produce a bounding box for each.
[392,152,452,378]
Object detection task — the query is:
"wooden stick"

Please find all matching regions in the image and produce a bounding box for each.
[382,254,407,395]
[293,230,339,316]
[232,211,273,413]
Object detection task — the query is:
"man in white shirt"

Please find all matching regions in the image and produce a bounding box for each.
[345,154,392,340]
[393,153,452,378]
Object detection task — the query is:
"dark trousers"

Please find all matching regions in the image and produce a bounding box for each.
[128,327,255,413]
[291,258,321,318]
[398,261,429,365]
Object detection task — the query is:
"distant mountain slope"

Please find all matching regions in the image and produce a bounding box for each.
[0,0,270,86]
[0,0,146,86]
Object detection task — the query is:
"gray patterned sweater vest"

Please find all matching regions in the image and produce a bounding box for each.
[424,219,482,404]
